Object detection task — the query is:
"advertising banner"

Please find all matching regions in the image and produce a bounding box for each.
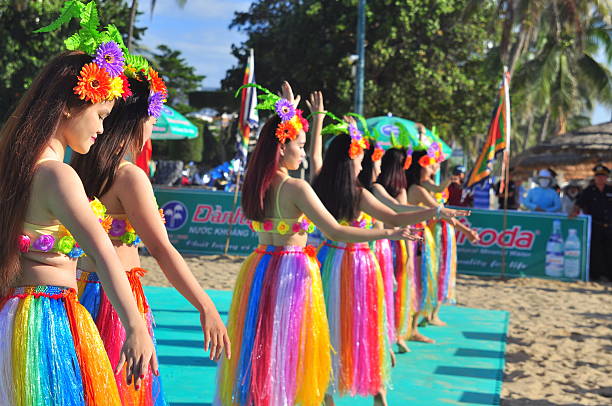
[452,208,591,281]
[155,188,592,281]
[155,187,258,255]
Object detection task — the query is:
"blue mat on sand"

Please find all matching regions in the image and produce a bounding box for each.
[145,286,508,406]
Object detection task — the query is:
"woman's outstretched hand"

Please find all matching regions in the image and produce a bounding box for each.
[281,81,301,109]
[116,325,158,390]
[201,307,232,361]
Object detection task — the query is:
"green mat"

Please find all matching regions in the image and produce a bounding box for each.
[145,287,508,406]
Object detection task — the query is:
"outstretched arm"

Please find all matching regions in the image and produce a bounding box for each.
[116,164,230,361]
[306,91,325,183]
[289,179,412,242]
[421,178,451,194]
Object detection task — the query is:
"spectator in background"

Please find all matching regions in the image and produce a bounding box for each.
[494,167,519,210]
[524,169,562,212]
[572,164,612,281]
[447,165,473,207]
[561,180,582,216]
[472,177,493,209]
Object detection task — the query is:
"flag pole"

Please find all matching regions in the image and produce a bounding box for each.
[224,49,257,255]
[499,66,511,280]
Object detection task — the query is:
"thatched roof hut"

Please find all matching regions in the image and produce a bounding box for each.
[513,121,612,180]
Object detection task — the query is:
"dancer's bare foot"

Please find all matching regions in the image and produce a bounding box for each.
[427,317,447,326]
[324,394,335,406]
[389,349,396,367]
[409,332,435,343]
[397,339,411,353]
[374,389,388,406]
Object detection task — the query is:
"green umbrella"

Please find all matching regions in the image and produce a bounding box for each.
[364,115,452,158]
[152,105,198,140]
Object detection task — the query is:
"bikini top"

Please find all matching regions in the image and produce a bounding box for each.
[102,162,166,247]
[249,176,316,235]
[19,159,108,258]
[339,212,375,229]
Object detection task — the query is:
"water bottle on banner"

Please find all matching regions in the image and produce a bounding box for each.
[563,229,581,278]
[544,220,564,277]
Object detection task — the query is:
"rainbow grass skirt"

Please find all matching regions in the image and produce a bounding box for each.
[0,285,121,405]
[77,268,166,406]
[373,239,396,345]
[318,241,391,397]
[215,245,331,406]
[390,239,414,340]
[431,220,457,305]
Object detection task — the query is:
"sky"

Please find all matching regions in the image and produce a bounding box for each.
[139,0,610,124]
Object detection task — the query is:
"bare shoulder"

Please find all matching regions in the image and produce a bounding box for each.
[35,161,82,190]
[284,177,310,191]
[114,162,151,189]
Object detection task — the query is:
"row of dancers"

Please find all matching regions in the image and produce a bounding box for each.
[0,2,480,405]
[215,82,479,406]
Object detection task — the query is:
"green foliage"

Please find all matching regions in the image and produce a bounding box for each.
[148,44,205,105]
[0,0,145,124]
[222,0,500,153]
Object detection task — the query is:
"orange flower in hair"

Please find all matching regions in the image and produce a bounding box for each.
[73,63,111,103]
[372,147,384,162]
[403,155,412,170]
[348,140,363,159]
[149,68,168,97]
[419,155,435,167]
[275,121,298,144]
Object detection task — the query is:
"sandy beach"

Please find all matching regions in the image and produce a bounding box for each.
[140,254,612,405]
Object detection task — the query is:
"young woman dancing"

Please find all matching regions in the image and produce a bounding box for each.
[406,148,479,328]
[0,47,155,404]
[71,66,230,404]
[214,82,411,406]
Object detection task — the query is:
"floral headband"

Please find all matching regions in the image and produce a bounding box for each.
[418,142,445,167]
[35,0,167,118]
[321,112,370,159]
[403,145,414,169]
[235,84,308,144]
[371,141,384,162]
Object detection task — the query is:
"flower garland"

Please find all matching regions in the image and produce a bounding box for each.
[235,83,308,144]
[35,0,167,117]
[371,141,385,162]
[320,112,370,160]
[418,142,445,168]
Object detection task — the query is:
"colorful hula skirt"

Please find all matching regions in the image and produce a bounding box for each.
[76,268,166,406]
[318,240,391,397]
[373,239,396,345]
[432,220,457,304]
[0,285,121,405]
[215,245,331,406]
[413,223,438,317]
[390,239,414,340]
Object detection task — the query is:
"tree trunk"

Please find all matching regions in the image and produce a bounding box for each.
[127,0,138,52]
[539,111,550,142]
[522,113,534,152]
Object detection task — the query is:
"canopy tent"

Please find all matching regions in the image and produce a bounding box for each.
[364,115,452,157]
[152,105,198,140]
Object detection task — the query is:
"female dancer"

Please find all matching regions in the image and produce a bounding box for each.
[71,68,230,404]
[406,148,479,327]
[312,117,460,406]
[0,50,156,404]
[214,82,412,406]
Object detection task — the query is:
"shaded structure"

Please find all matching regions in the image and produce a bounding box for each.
[513,122,612,180]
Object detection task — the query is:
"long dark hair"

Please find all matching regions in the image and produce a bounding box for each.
[0,51,91,294]
[313,134,361,221]
[376,148,407,198]
[241,115,283,221]
[405,150,428,189]
[357,141,375,191]
[71,78,150,198]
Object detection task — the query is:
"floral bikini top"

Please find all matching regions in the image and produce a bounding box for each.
[249,176,316,235]
[19,198,108,259]
[339,212,375,229]
[103,209,166,247]
[100,161,166,247]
